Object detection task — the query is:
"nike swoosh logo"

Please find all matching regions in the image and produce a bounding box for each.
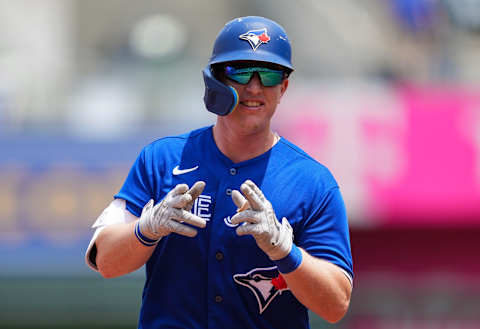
[172,165,199,175]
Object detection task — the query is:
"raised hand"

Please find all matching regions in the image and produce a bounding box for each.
[230,180,293,260]
[138,181,207,242]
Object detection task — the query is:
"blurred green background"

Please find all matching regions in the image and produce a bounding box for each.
[0,275,343,328]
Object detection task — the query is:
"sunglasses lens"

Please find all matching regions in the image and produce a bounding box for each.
[225,66,284,86]
[258,71,284,87]
[226,71,253,84]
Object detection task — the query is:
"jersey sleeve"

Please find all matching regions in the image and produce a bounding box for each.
[85,199,139,271]
[114,146,155,217]
[295,186,354,282]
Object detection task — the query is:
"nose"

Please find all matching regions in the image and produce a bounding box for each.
[245,72,262,93]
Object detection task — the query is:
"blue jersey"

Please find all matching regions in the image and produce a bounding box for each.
[115,126,353,329]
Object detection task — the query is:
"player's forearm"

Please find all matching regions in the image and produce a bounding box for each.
[95,221,155,279]
[282,249,352,324]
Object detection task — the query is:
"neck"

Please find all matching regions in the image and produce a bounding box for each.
[212,124,279,163]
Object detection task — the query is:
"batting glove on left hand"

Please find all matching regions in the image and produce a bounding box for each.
[230,180,293,261]
[139,181,206,240]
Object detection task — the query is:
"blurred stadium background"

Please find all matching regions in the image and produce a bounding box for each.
[1,0,480,328]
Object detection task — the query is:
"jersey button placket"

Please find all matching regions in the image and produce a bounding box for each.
[215,251,224,261]
[226,188,232,196]
[229,168,237,175]
[215,295,223,303]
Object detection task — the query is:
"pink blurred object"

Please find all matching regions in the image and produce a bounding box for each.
[276,84,480,226]
[372,86,480,225]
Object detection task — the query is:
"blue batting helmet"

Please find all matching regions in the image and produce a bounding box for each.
[203,16,293,116]
[209,16,293,71]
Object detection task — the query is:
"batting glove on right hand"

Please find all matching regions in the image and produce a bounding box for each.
[230,180,293,261]
[138,181,206,241]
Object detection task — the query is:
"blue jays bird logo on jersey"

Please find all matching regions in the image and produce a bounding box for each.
[239,28,270,51]
[233,266,289,314]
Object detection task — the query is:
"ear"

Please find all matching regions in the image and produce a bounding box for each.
[277,79,289,104]
[280,78,289,96]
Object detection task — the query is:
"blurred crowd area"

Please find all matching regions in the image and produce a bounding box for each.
[1,0,480,135]
[1,1,480,328]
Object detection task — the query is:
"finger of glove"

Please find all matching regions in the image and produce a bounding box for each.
[152,194,191,218]
[167,220,198,238]
[188,181,205,200]
[170,183,189,196]
[230,209,261,225]
[170,208,206,228]
[162,184,190,208]
[185,181,206,211]
[235,222,261,236]
[244,180,268,203]
[240,181,264,211]
[231,190,247,209]
[168,193,193,209]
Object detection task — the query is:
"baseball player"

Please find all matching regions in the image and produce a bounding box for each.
[86,16,353,328]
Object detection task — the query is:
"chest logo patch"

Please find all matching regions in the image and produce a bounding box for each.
[192,194,212,220]
[172,165,198,175]
[233,266,289,314]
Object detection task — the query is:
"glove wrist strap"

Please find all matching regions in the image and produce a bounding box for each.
[274,243,303,274]
[135,221,160,247]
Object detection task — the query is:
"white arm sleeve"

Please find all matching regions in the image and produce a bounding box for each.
[85,198,139,271]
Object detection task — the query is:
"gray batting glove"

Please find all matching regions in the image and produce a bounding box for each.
[139,181,206,240]
[230,180,293,261]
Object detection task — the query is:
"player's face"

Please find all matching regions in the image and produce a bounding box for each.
[219,63,289,135]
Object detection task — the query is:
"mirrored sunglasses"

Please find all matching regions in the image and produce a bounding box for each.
[224,66,285,87]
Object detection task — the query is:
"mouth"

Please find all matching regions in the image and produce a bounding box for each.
[240,100,264,109]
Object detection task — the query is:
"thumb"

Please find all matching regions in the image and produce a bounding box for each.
[141,199,154,218]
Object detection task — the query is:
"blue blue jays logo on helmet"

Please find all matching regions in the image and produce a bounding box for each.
[239,28,270,51]
[233,266,289,314]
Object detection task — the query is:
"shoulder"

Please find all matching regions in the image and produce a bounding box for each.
[274,137,339,191]
[142,126,212,155]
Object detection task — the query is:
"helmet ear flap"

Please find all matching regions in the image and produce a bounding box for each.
[202,66,239,116]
